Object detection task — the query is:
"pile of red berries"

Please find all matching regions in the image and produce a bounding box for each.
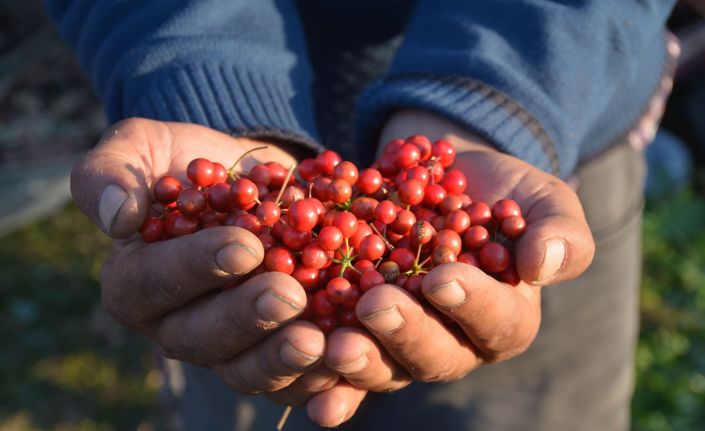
[140,136,527,333]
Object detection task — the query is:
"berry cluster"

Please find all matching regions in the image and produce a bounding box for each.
[139,136,527,333]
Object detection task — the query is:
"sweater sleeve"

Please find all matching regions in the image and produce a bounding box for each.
[355,0,676,177]
[44,0,321,151]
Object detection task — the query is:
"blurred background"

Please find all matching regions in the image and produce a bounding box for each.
[1,1,704,430]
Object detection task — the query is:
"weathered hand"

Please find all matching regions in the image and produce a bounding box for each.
[71,118,328,395]
[299,110,595,427]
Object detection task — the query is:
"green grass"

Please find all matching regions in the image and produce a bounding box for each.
[0,205,160,431]
[1,191,704,430]
[632,190,705,430]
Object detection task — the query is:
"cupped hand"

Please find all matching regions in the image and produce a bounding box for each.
[71,117,329,395]
[301,110,595,426]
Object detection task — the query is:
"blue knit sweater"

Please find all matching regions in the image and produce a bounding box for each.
[45,0,675,178]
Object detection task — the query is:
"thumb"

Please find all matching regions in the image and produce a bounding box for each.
[70,118,163,238]
[515,181,595,285]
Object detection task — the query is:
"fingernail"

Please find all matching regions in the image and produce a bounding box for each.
[425,279,467,307]
[536,238,566,283]
[98,184,128,233]
[256,290,302,323]
[332,355,369,375]
[361,305,405,334]
[280,341,320,370]
[216,243,260,275]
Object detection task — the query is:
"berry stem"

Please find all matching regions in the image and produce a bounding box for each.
[227,145,269,179]
[369,223,395,251]
[274,164,297,205]
[276,405,292,431]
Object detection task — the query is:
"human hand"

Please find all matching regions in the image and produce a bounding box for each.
[71,118,330,395]
[296,110,595,426]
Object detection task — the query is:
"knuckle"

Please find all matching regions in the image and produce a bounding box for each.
[409,360,458,383]
[220,367,260,394]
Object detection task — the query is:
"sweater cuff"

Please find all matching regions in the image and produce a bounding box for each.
[356,75,561,176]
[121,62,324,157]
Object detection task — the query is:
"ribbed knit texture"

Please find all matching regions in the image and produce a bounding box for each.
[46,0,676,177]
[355,0,675,177]
[44,0,323,153]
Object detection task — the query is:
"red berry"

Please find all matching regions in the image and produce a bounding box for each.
[264,246,296,274]
[498,264,521,286]
[187,158,215,187]
[432,245,457,266]
[375,200,398,224]
[208,182,231,212]
[422,184,446,207]
[311,289,337,317]
[439,195,464,214]
[234,213,263,235]
[348,221,373,250]
[288,199,319,232]
[312,176,332,201]
[317,225,343,251]
[314,150,342,176]
[466,201,492,226]
[379,261,401,283]
[432,139,455,167]
[256,200,281,226]
[171,214,198,237]
[212,162,228,184]
[433,229,462,255]
[292,265,320,291]
[406,165,430,187]
[403,274,425,300]
[360,270,385,291]
[389,209,416,235]
[177,188,206,217]
[411,220,435,246]
[464,225,490,250]
[333,161,359,185]
[339,309,361,327]
[332,211,358,238]
[390,247,415,272]
[230,178,259,210]
[279,186,305,209]
[282,226,312,251]
[258,232,278,251]
[153,176,182,205]
[501,215,527,239]
[354,259,376,274]
[326,277,353,304]
[358,168,383,194]
[139,216,164,242]
[479,242,510,273]
[398,179,425,206]
[383,138,405,155]
[327,178,353,204]
[406,135,432,161]
[249,164,272,186]
[395,143,421,169]
[302,243,329,269]
[351,197,378,221]
[342,284,362,310]
[458,252,479,267]
[359,234,386,260]
[314,315,339,334]
[265,161,289,189]
[492,199,522,223]
[298,158,318,181]
[444,209,471,234]
[439,170,467,195]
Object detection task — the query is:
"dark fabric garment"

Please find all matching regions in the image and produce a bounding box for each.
[45,0,674,177]
[160,141,646,431]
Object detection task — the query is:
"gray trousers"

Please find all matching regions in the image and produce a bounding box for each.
[161,142,646,431]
